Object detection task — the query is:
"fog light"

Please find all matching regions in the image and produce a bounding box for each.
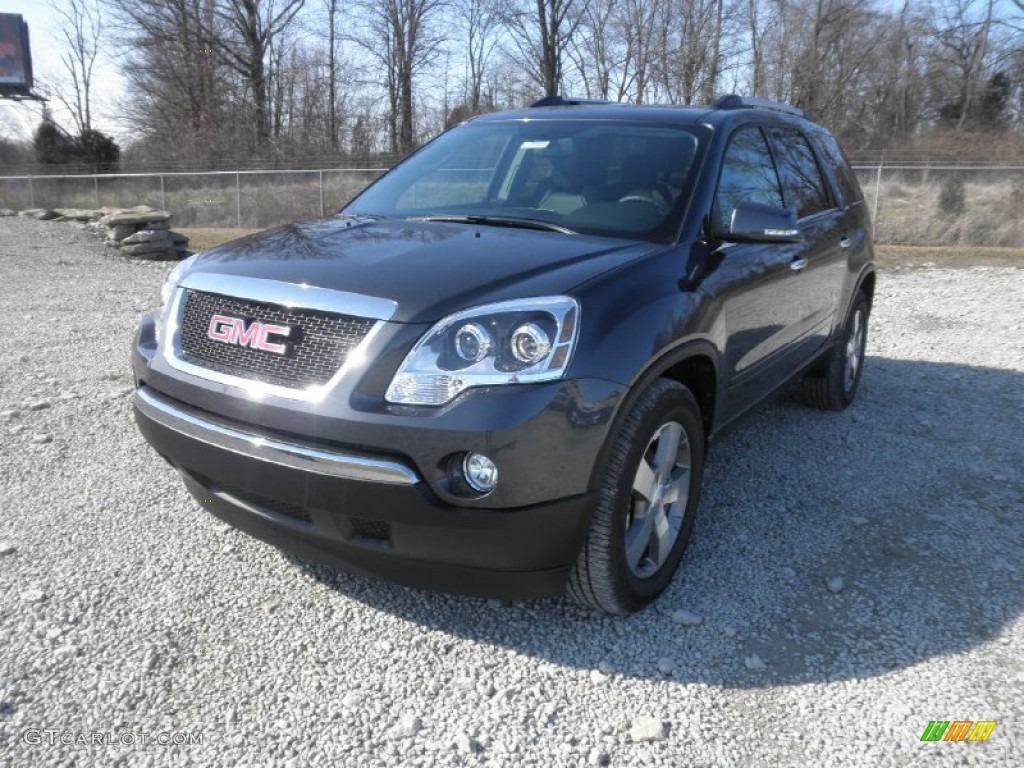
[462,452,498,494]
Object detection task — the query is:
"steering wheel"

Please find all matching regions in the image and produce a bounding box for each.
[617,191,669,215]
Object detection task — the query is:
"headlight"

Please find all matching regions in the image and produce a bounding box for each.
[385,297,579,406]
[155,253,199,342]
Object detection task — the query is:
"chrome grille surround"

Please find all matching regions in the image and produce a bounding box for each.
[163,273,397,402]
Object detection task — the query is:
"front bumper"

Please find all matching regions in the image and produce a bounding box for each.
[133,384,600,598]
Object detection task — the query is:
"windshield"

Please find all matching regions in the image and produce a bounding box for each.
[344,119,706,243]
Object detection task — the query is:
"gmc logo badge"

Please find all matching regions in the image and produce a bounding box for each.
[207,314,291,355]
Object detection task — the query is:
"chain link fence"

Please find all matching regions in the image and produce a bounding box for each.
[2,165,1022,247]
[0,169,385,230]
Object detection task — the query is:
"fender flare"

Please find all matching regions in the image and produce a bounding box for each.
[585,339,721,493]
[830,263,877,344]
[854,264,877,307]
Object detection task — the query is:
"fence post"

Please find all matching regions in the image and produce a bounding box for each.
[28,174,34,208]
[93,175,100,208]
[236,172,242,228]
[319,169,325,217]
[160,174,166,210]
[872,163,883,227]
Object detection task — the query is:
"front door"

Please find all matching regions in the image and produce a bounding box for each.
[708,125,810,418]
[766,126,848,353]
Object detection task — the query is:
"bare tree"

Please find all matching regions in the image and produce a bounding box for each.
[111,0,230,161]
[214,0,307,149]
[85,0,1024,165]
[859,0,924,143]
[502,0,590,98]
[746,0,765,95]
[460,0,501,112]
[618,0,660,102]
[930,0,997,130]
[325,0,340,150]
[52,0,102,134]
[351,0,448,154]
[567,0,621,100]
[653,0,727,105]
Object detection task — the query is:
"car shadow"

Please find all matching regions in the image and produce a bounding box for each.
[290,357,1023,689]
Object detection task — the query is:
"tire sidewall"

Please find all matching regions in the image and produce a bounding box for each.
[838,293,870,405]
[605,385,705,603]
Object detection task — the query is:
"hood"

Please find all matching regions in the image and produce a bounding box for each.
[186,217,663,323]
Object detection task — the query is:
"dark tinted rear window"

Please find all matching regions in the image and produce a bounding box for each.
[810,128,864,205]
[769,127,831,219]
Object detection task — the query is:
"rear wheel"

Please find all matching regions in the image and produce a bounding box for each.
[568,379,705,615]
[800,292,869,411]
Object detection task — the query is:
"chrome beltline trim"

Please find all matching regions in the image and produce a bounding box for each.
[135,386,420,485]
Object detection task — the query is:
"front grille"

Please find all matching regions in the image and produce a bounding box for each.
[179,289,375,389]
[215,483,313,523]
[350,517,391,541]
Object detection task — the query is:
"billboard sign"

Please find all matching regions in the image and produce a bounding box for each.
[0,14,33,94]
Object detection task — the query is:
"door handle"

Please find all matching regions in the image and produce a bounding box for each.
[839,237,852,249]
[790,257,808,271]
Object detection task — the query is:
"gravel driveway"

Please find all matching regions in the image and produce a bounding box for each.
[1,216,1021,767]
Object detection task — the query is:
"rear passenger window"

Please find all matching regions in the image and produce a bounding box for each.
[769,128,831,219]
[714,127,784,232]
[811,129,863,206]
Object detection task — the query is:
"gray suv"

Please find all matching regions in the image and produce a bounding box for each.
[132,95,875,614]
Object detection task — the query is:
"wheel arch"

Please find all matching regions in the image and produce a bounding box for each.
[828,264,876,348]
[587,340,720,494]
[858,267,876,311]
[628,339,721,439]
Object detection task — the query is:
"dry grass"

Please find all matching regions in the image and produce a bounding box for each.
[179,228,262,252]
[876,244,1024,268]
[867,172,1024,248]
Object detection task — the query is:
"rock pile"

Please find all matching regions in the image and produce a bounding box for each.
[16,206,190,260]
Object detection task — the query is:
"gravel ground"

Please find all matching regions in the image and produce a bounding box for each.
[0,215,1021,767]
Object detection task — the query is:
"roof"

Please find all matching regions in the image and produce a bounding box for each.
[471,95,811,127]
[473,103,714,124]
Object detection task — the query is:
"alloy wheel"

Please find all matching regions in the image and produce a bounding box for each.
[625,421,691,579]
[844,308,866,393]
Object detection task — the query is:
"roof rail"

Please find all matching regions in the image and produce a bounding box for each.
[530,95,612,108]
[713,94,809,120]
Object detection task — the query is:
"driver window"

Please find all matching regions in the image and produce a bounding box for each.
[714,127,785,232]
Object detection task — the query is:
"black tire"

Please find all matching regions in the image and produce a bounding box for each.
[800,291,870,411]
[568,379,705,615]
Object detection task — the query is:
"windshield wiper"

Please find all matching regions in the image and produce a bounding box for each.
[414,215,576,235]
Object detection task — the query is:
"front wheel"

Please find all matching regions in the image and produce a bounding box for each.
[568,379,705,615]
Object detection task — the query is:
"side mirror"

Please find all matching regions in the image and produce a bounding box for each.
[719,201,802,244]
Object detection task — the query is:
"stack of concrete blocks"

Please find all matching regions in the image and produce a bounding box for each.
[15,206,190,260]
